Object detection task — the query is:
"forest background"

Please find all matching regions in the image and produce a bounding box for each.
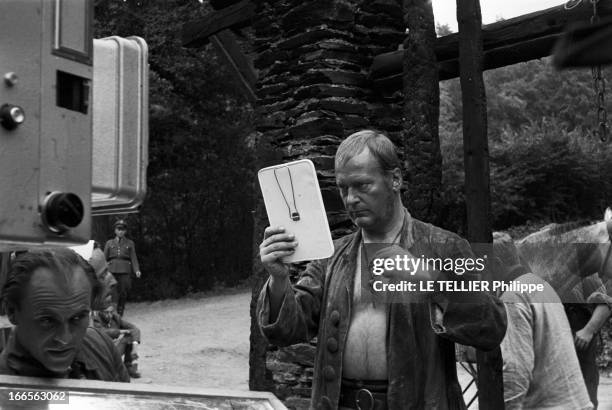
[93,1,612,307]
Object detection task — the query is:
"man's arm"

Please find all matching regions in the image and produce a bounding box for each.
[576,275,612,349]
[575,304,610,350]
[103,241,111,260]
[118,315,141,343]
[129,240,141,277]
[257,226,327,347]
[85,327,130,382]
[258,258,327,347]
[429,236,507,350]
[91,313,120,339]
[500,294,535,409]
[268,275,290,323]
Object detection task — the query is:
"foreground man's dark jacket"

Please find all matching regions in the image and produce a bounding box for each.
[258,210,507,410]
[0,327,130,382]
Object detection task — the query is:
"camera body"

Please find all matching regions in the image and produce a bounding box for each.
[0,0,94,249]
[92,36,149,216]
[0,1,148,250]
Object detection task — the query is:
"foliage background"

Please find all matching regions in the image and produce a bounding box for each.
[438,57,612,235]
[93,0,256,300]
[92,6,612,303]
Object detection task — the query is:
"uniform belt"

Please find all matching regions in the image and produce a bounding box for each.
[340,378,388,410]
[109,257,131,261]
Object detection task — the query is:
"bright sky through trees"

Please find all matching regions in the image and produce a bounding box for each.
[431,0,566,31]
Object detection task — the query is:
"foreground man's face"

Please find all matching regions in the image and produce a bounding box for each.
[14,267,91,374]
[335,149,395,230]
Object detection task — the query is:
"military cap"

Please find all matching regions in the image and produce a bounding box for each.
[113,219,128,229]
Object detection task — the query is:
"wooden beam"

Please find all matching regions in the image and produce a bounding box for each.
[210,30,258,102]
[182,0,255,48]
[374,33,560,87]
[209,0,243,9]
[371,0,612,87]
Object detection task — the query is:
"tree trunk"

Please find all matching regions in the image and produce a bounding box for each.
[92,215,112,246]
[402,0,443,223]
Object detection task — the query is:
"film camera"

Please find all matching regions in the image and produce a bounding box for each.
[0,0,148,249]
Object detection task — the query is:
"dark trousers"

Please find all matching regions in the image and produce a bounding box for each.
[114,273,132,316]
[116,334,135,366]
[577,338,600,409]
[565,304,599,409]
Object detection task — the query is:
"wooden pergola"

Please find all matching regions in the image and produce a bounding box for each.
[183,1,612,91]
[183,1,612,408]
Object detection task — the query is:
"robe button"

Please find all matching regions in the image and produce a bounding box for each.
[323,365,335,381]
[330,310,340,326]
[327,337,338,353]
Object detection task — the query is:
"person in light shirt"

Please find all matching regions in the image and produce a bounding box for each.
[492,232,592,410]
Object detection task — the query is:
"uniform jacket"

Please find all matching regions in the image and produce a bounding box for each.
[258,210,507,410]
[92,309,141,343]
[104,237,140,275]
[0,327,130,382]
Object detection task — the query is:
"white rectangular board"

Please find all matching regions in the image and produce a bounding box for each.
[258,160,334,263]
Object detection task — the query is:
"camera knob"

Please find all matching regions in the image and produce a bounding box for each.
[41,192,85,234]
[0,104,25,130]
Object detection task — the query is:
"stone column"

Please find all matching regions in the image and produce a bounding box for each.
[248,0,405,406]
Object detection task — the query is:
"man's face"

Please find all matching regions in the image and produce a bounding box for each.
[115,227,126,238]
[335,148,397,231]
[13,267,91,375]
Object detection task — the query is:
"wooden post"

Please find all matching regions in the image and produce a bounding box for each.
[457,0,491,243]
[456,0,503,409]
[371,0,612,88]
[402,0,443,223]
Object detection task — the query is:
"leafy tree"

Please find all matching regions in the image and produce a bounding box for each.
[94,0,256,299]
[439,58,612,233]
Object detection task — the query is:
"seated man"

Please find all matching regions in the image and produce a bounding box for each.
[0,248,129,382]
[88,244,141,379]
[92,293,142,379]
[492,232,592,410]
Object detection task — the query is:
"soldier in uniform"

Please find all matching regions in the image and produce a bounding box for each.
[104,220,141,316]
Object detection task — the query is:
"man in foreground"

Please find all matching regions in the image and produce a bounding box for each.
[257,130,507,409]
[0,248,129,382]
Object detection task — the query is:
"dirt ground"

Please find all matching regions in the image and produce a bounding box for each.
[127,289,612,409]
[124,290,251,391]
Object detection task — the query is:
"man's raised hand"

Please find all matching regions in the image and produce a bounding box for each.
[260,226,298,279]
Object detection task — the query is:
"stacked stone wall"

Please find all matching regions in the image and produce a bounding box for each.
[249,1,405,407]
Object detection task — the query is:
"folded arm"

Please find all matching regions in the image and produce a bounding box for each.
[428,236,508,350]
